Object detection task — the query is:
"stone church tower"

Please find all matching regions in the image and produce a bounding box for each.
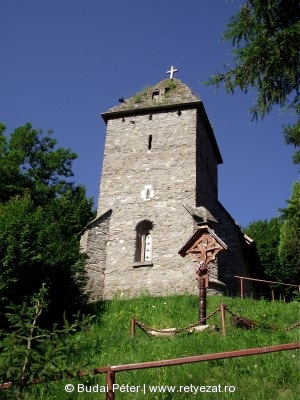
[81,71,261,300]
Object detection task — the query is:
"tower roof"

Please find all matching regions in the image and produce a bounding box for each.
[102,78,200,120]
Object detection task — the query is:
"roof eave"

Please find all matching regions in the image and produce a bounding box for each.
[101,100,202,123]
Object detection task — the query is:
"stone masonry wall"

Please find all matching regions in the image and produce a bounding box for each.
[97,108,203,298]
[196,112,219,210]
[82,210,112,301]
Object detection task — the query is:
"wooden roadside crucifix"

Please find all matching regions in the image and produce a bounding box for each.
[178,225,228,325]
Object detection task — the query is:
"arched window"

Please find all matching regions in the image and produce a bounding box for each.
[134,220,153,267]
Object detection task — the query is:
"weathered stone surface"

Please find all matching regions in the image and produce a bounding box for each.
[81,78,261,300]
[103,79,200,115]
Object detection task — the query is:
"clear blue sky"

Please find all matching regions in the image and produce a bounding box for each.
[1,0,298,228]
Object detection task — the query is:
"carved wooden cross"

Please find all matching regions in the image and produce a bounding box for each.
[186,233,225,264]
[179,226,227,264]
[178,225,228,287]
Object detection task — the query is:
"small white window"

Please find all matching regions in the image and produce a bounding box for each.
[134,220,153,266]
[144,233,152,261]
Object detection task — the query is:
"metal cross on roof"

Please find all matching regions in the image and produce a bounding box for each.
[167,66,178,79]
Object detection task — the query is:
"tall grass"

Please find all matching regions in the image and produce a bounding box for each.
[6,294,300,399]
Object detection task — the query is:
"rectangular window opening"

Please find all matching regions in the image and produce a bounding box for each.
[152,89,160,100]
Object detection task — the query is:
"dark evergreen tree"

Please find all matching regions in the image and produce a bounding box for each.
[0,285,93,398]
[205,0,300,163]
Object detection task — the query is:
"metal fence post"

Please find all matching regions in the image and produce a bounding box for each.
[130,318,136,337]
[106,368,115,400]
[271,288,275,302]
[220,303,226,336]
[240,277,244,299]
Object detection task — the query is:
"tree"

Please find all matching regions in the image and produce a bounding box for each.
[0,285,93,399]
[0,124,94,324]
[244,189,300,299]
[205,0,300,163]
[244,217,282,281]
[0,123,77,204]
[278,181,300,283]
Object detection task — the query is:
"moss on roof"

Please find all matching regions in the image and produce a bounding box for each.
[105,78,200,114]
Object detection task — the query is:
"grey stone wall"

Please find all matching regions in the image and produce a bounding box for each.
[81,210,112,301]
[196,112,219,210]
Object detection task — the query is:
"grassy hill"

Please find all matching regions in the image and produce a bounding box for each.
[5,294,300,399]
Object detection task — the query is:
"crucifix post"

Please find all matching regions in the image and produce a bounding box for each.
[199,277,207,325]
[195,261,208,325]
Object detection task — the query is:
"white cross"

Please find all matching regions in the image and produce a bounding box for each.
[167,66,178,79]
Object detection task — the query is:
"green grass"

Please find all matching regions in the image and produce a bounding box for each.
[4,294,300,399]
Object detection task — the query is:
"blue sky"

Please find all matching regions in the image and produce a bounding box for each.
[1,0,298,228]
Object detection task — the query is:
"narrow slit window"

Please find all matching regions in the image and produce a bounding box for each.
[148,134,152,150]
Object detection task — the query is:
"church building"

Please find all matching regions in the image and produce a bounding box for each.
[81,68,262,300]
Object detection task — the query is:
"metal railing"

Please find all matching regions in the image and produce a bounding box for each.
[235,275,300,300]
[2,342,299,399]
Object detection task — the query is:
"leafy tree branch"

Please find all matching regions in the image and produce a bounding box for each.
[204,0,300,163]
